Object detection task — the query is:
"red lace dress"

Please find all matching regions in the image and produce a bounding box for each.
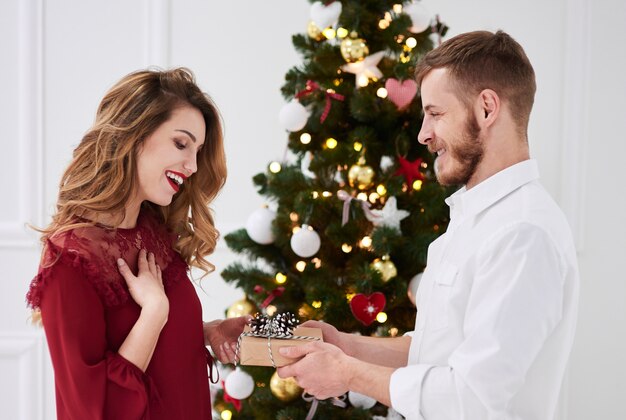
[26,210,213,419]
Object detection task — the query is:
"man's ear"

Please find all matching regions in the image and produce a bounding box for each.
[478,89,500,127]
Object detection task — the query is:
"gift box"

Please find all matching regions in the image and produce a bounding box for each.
[238,325,323,367]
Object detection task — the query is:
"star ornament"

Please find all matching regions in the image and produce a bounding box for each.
[394,156,424,186]
[341,51,386,88]
[366,196,409,231]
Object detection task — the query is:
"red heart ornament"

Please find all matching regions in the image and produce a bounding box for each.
[350,292,386,326]
[385,78,418,110]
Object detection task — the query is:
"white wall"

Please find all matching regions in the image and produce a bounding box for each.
[0,1,623,419]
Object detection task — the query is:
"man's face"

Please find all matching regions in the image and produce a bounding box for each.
[417,68,483,186]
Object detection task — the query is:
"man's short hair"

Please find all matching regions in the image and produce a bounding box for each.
[415,30,536,136]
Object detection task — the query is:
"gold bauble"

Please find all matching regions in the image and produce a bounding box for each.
[226,298,256,318]
[370,256,398,282]
[340,37,369,62]
[348,163,375,190]
[307,21,325,41]
[270,370,302,402]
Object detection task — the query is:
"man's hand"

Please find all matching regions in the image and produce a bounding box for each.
[204,316,250,364]
[299,320,353,356]
[276,341,354,400]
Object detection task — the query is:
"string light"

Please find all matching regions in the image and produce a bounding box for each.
[300,133,312,144]
[413,180,423,191]
[353,141,363,152]
[357,192,368,201]
[376,87,388,98]
[269,161,282,173]
[322,28,336,39]
[376,184,387,195]
[312,300,322,309]
[326,137,338,149]
[296,261,307,272]
[322,191,332,197]
[289,212,299,222]
[341,243,353,253]
[406,37,417,49]
[376,312,388,323]
[221,410,233,420]
[389,327,399,337]
[346,293,356,302]
[292,226,301,234]
[392,4,403,13]
[360,236,372,248]
[378,19,390,29]
[312,258,322,268]
[357,74,369,87]
[266,305,277,316]
[337,27,349,38]
[369,192,380,203]
[275,272,287,284]
[312,191,319,199]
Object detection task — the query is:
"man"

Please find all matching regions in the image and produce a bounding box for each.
[278,30,579,420]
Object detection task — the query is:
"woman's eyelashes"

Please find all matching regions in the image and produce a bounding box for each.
[174,139,187,150]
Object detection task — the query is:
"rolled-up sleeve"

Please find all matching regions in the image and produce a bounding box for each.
[40,261,153,419]
[389,223,565,419]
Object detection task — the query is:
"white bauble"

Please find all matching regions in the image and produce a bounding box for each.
[380,155,394,171]
[279,100,310,132]
[407,273,423,306]
[224,367,254,400]
[246,207,276,244]
[348,390,377,409]
[404,2,432,33]
[290,224,321,257]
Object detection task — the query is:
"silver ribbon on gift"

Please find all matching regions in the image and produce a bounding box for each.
[234,312,320,368]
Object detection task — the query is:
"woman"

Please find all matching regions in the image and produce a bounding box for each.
[26,68,247,419]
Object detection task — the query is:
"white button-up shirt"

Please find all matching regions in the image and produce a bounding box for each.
[390,160,579,420]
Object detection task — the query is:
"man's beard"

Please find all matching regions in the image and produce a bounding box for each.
[434,114,484,186]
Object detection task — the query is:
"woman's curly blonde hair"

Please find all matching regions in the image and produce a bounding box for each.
[37,67,226,275]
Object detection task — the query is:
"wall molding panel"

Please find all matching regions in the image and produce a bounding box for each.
[0,332,46,420]
[0,0,44,249]
[143,0,171,68]
[560,0,590,253]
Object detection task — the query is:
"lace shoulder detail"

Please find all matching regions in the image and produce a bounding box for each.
[26,210,190,309]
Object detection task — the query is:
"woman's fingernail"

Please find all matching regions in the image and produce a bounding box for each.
[117,258,124,266]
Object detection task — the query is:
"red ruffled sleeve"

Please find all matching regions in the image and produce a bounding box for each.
[39,251,159,419]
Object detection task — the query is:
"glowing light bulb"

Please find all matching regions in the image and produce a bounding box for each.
[376,184,387,195]
[221,410,233,420]
[337,27,349,38]
[292,226,301,234]
[342,243,353,253]
[378,19,390,29]
[376,312,388,323]
[346,293,356,302]
[269,161,282,173]
[312,191,319,199]
[377,87,388,98]
[296,261,307,272]
[312,300,322,309]
[357,192,368,201]
[326,138,338,149]
[266,305,277,316]
[275,272,287,284]
[412,180,423,190]
[406,37,417,49]
[300,132,312,144]
[289,212,299,222]
[322,28,336,39]
[312,258,322,268]
[360,236,372,248]
[322,191,332,197]
[369,192,379,203]
[357,75,369,87]
[392,4,403,13]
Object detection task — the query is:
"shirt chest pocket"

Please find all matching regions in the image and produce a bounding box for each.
[427,261,458,331]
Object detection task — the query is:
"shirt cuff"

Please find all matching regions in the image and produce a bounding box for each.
[390,364,433,419]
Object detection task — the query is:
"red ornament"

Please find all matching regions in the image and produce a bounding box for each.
[349,292,386,326]
[394,156,424,186]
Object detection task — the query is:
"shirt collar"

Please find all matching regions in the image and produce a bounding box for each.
[444,159,540,219]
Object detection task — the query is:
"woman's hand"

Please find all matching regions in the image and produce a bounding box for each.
[204,316,251,364]
[117,249,169,318]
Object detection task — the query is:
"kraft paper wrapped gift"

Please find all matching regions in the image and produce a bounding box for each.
[238,326,323,367]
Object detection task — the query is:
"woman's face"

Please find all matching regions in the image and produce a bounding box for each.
[135,105,206,207]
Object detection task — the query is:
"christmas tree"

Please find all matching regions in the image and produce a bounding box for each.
[214,1,450,418]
